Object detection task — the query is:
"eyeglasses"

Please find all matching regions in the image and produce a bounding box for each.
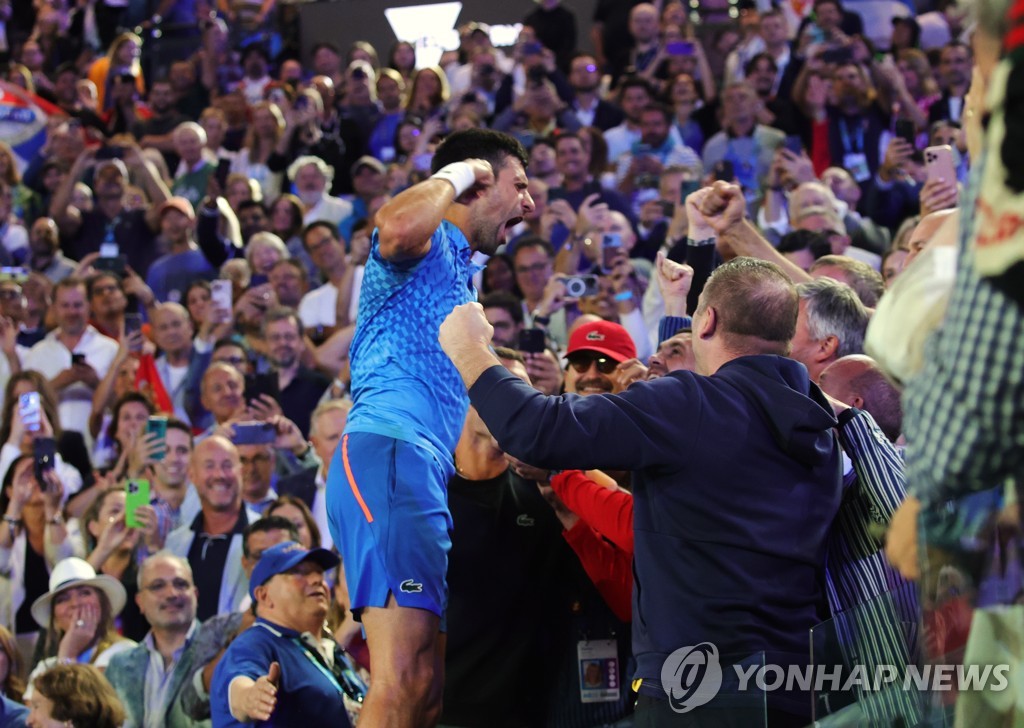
[568,353,617,374]
[515,262,550,275]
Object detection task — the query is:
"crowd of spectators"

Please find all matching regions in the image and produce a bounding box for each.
[0,0,1015,724]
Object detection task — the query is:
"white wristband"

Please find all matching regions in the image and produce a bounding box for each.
[431,162,476,197]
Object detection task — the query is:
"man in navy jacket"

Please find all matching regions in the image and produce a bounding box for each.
[440,254,843,726]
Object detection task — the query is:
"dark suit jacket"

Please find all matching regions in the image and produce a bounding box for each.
[277,466,318,509]
[570,97,625,131]
[928,92,965,125]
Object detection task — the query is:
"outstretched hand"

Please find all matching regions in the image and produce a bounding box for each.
[243,661,280,722]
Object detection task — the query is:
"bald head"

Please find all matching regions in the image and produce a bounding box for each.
[819,354,903,442]
[200,362,245,423]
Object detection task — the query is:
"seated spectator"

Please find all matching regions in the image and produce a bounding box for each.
[297,222,360,339]
[210,540,363,726]
[0,626,25,703]
[0,454,80,668]
[268,259,309,310]
[615,103,700,211]
[179,516,299,722]
[482,291,525,349]
[289,156,354,229]
[170,123,216,208]
[26,217,75,284]
[49,148,169,274]
[548,132,635,225]
[27,663,125,728]
[23,278,119,440]
[266,495,321,550]
[245,232,289,286]
[1,371,90,497]
[0,182,25,265]
[105,552,201,728]
[26,557,135,695]
[603,76,659,163]
[81,486,158,641]
[146,198,218,304]
[87,32,145,112]
[702,81,784,202]
[165,435,261,621]
[0,143,42,228]
[819,354,903,442]
[234,101,286,202]
[131,79,188,173]
[96,391,154,474]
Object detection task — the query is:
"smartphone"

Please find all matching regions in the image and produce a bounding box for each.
[18,392,41,433]
[563,275,599,298]
[145,416,168,462]
[215,158,232,189]
[231,421,277,446]
[71,353,85,366]
[895,119,916,147]
[783,135,804,155]
[518,328,546,354]
[125,479,150,528]
[665,41,695,56]
[250,274,269,287]
[924,145,956,182]
[95,255,127,275]
[821,47,854,65]
[601,233,622,275]
[679,179,700,204]
[712,160,735,182]
[33,437,56,486]
[247,372,280,404]
[124,313,143,352]
[522,41,543,55]
[293,95,309,111]
[211,279,233,319]
[99,242,120,258]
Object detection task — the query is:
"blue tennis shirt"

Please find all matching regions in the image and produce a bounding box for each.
[344,219,477,463]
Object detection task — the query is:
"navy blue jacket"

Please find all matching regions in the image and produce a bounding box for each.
[469,355,842,715]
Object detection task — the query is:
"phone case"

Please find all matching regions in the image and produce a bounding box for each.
[125,479,151,528]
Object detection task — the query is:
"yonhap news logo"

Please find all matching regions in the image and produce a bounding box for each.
[661,643,1013,714]
[660,642,724,713]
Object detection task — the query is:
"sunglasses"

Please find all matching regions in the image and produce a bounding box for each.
[568,353,617,375]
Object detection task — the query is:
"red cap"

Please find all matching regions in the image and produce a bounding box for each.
[565,320,636,362]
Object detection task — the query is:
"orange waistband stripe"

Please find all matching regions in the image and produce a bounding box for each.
[342,434,374,523]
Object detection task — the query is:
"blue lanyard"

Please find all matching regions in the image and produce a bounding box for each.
[253,622,344,695]
[839,118,864,154]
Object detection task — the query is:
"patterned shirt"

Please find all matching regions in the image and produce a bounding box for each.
[344,219,478,463]
[903,152,1024,504]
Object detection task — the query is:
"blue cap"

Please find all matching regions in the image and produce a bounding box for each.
[249,541,340,599]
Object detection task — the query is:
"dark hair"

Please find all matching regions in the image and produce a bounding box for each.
[745,52,778,76]
[243,516,300,558]
[512,236,554,262]
[86,271,123,299]
[0,370,63,446]
[33,664,125,728]
[430,129,529,176]
[271,194,305,239]
[778,229,831,259]
[0,455,33,517]
[267,495,321,549]
[261,306,304,338]
[54,62,79,80]
[213,337,250,357]
[617,76,653,101]
[0,626,24,702]
[481,291,523,325]
[166,418,192,442]
[301,220,342,250]
[237,199,267,217]
[481,253,518,296]
[641,102,673,124]
[696,258,798,352]
[493,346,525,364]
[106,391,156,454]
[311,41,341,57]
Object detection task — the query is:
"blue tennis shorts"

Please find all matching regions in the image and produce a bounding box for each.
[326,432,453,625]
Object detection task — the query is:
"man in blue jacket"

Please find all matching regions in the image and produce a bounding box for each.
[440,250,843,726]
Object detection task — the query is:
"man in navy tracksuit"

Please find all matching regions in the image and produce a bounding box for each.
[440,256,844,727]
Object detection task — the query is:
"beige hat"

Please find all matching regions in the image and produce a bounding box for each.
[31,557,127,629]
